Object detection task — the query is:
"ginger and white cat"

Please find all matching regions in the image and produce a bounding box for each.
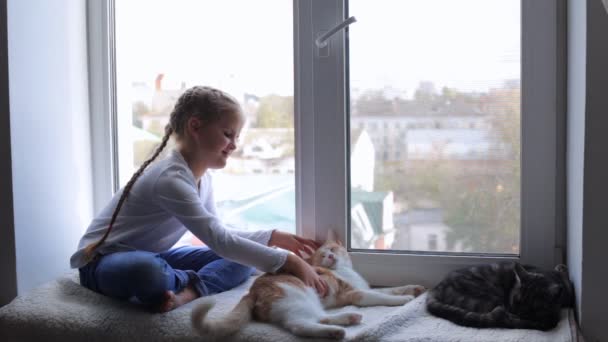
[191,231,425,340]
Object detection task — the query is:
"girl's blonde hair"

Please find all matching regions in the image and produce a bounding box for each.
[83,86,241,262]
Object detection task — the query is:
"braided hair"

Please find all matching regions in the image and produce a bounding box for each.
[83,86,241,262]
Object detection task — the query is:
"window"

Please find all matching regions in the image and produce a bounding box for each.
[91,0,564,286]
[294,0,564,285]
[350,0,521,255]
[108,0,296,245]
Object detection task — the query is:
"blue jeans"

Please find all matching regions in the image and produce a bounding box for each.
[78,246,254,306]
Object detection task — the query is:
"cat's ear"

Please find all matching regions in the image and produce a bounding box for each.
[327,229,337,243]
[513,263,529,283]
[548,284,562,298]
[327,229,344,246]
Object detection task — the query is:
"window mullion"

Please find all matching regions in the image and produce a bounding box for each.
[519,0,566,270]
[87,0,117,213]
[295,0,347,243]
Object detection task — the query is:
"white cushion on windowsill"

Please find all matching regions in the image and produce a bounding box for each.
[0,270,580,342]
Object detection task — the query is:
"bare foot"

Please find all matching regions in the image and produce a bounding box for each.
[157,285,199,313]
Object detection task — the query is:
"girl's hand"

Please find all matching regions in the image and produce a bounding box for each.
[281,253,329,297]
[269,230,321,258]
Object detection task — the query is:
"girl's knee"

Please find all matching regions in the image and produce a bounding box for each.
[96,253,171,303]
[230,263,255,286]
[200,260,254,292]
[119,256,171,293]
[128,258,174,304]
[236,263,255,279]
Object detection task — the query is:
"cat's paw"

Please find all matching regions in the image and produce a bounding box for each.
[490,306,508,320]
[320,313,362,326]
[327,327,346,340]
[347,313,362,325]
[393,285,426,297]
[399,295,415,305]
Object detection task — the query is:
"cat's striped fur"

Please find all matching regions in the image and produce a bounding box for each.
[426,261,573,330]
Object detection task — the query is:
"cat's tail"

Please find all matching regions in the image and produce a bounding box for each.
[191,293,256,338]
[426,291,501,328]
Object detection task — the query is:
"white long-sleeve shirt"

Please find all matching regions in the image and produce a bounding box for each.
[70,149,288,273]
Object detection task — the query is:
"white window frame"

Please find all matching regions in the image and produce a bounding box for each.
[87,0,116,213]
[89,0,565,287]
[295,0,565,286]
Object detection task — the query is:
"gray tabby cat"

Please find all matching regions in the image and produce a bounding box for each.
[426,261,573,330]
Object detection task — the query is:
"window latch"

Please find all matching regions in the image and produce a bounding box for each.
[315,16,357,49]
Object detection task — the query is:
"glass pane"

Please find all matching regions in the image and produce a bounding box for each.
[115,0,295,245]
[348,0,520,254]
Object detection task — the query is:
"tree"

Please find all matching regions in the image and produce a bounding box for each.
[372,82,521,253]
[442,172,520,253]
[354,90,394,116]
[413,81,438,103]
[352,82,520,252]
[441,83,521,253]
[255,95,294,128]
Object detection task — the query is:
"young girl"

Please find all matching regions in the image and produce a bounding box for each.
[70,86,327,312]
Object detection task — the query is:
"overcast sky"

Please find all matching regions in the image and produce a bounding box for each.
[116,0,519,98]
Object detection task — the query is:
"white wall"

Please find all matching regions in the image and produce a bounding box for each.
[6,0,93,294]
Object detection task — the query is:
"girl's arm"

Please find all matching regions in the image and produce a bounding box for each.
[194,172,327,294]
[202,173,277,246]
[268,230,320,258]
[203,175,320,257]
[161,169,327,295]
[280,253,328,297]
[154,169,288,273]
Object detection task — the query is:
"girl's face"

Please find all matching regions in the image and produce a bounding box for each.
[193,109,245,169]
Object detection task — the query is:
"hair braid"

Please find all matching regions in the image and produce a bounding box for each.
[82,126,174,263]
[82,85,241,263]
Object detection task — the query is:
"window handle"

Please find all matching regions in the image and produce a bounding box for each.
[315,16,357,48]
